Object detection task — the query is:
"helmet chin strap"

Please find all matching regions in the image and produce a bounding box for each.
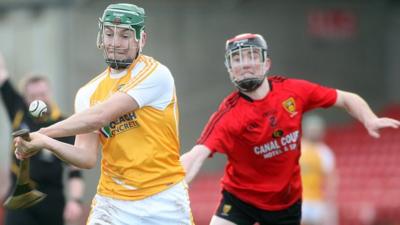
[106,58,133,70]
[233,76,265,92]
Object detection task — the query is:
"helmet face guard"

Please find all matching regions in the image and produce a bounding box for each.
[224,33,268,92]
[97,3,145,70]
[100,24,137,70]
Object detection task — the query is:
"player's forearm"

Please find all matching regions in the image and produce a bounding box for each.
[40,107,107,138]
[181,154,201,184]
[48,92,138,138]
[181,145,210,184]
[335,90,378,126]
[43,137,97,169]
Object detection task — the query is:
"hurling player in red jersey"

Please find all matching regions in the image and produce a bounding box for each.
[181,33,400,225]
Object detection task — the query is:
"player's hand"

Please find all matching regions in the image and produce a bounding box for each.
[365,117,400,138]
[0,53,9,86]
[14,132,47,160]
[64,200,83,222]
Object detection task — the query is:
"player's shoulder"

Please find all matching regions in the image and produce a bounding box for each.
[200,92,240,140]
[207,92,241,124]
[76,69,108,98]
[80,70,108,90]
[140,55,172,78]
[268,75,315,90]
[140,54,157,66]
[74,70,107,113]
[268,75,288,83]
[268,75,306,85]
[219,91,241,110]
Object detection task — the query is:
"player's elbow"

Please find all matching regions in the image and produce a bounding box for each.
[82,163,96,170]
[75,152,97,169]
[79,158,97,169]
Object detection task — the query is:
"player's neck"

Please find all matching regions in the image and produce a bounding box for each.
[243,79,270,100]
[110,68,128,79]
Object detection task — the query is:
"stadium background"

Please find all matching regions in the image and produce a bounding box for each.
[0,0,399,224]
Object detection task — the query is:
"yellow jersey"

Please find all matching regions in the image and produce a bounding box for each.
[74,54,185,200]
[300,140,335,201]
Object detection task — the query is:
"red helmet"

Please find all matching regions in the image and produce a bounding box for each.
[225,33,267,53]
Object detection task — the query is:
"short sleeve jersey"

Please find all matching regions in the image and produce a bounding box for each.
[75,55,184,200]
[197,76,337,210]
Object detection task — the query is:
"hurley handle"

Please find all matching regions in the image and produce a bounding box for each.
[12,129,31,185]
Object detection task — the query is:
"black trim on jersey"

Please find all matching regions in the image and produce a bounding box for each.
[239,92,253,102]
[197,93,240,145]
[238,78,275,102]
[198,75,281,144]
[268,75,287,83]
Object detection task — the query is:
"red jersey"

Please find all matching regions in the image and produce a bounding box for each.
[197,76,337,210]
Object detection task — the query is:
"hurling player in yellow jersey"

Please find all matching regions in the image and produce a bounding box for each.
[300,115,338,225]
[13,3,194,225]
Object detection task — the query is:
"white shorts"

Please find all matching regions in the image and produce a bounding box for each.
[302,201,329,225]
[87,181,194,225]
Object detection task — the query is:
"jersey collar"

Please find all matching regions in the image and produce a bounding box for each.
[239,79,272,102]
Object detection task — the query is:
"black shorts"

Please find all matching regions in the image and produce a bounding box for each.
[215,189,302,225]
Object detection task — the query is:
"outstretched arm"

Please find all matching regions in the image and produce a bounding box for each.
[334,90,400,138]
[15,132,100,169]
[39,92,138,138]
[180,145,211,184]
[0,53,29,122]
